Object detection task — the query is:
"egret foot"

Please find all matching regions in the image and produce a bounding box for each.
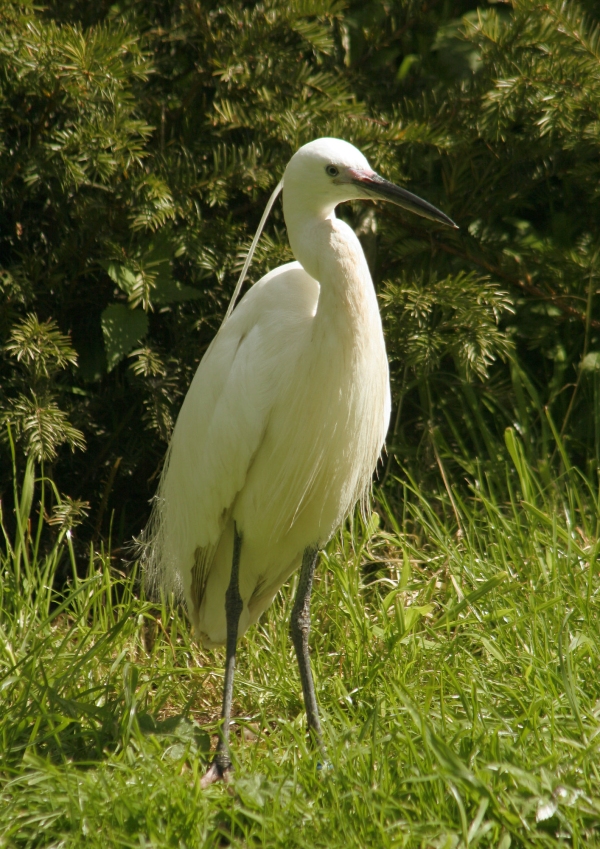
[200,760,233,789]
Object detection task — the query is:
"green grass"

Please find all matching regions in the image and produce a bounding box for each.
[1,430,600,848]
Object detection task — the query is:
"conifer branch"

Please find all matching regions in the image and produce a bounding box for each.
[429,237,600,330]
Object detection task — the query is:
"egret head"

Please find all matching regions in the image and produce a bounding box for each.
[284,137,457,228]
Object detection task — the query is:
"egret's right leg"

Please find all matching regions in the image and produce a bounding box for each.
[201,525,243,788]
[290,545,325,753]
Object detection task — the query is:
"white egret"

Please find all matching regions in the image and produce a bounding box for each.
[144,138,456,786]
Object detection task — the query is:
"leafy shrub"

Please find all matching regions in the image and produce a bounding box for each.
[1,0,598,551]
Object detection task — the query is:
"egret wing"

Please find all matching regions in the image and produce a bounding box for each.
[146,262,319,604]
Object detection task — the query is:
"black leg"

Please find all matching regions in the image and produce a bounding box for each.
[290,545,324,752]
[201,525,243,787]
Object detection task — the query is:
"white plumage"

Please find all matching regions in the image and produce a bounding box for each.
[148,139,392,645]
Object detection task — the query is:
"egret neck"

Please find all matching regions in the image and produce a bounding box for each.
[282,191,380,340]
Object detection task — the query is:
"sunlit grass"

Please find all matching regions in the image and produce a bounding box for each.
[1,429,600,847]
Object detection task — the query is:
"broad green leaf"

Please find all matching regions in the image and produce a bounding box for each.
[101,304,148,371]
[152,274,203,305]
[103,262,138,296]
[102,259,202,304]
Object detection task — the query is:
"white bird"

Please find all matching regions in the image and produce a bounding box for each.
[144,138,456,785]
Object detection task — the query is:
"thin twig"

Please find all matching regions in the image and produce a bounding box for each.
[430,424,464,537]
[550,261,599,468]
[388,215,600,330]
[381,364,408,488]
[428,234,600,330]
[93,456,122,543]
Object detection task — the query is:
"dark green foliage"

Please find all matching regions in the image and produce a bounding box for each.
[0,0,599,548]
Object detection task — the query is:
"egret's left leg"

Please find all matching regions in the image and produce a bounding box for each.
[201,525,243,788]
[290,545,325,754]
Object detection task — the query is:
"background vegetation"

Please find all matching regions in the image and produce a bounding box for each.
[1,0,600,845]
[2,436,599,847]
[2,0,599,545]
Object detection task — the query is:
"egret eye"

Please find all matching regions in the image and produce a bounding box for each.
[325,165,339,177]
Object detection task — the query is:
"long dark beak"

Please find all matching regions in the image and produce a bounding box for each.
[351,170,458,229]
